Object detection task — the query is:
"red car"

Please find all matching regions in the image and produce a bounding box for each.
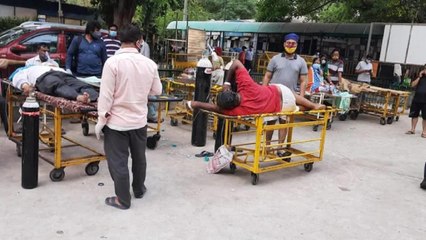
[0,21,85,78]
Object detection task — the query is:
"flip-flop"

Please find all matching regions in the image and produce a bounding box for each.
[405,130,415,135]
[195,150,214,157]
[277,151,292,162]
[105,196,129,210]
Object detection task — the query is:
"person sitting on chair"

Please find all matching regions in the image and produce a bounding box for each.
[187,60,325,115]
[11,64,99,103]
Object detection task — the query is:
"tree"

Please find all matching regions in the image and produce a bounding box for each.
[90,0,141,27]
[256,0,337,22]
[199,0,257,20]
[256,0,426,23]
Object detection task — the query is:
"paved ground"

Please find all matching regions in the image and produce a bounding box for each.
[0,113,425,240]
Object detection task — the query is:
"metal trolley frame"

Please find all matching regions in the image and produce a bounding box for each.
[5,83,105,182]
[359,87,410,125]
[211,108,333,185]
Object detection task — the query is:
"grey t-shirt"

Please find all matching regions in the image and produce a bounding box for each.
[267,53,308,92]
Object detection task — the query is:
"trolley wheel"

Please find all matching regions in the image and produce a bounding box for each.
[304,163,313,172]
[85,162,99,176]
[146,136,158,149]
[170,118,178,126]
[387,117,394,125]
[16,144,22,157]
[349,110,359,120]
[312,125,319,132]
[380,117,386,125]
[82,122,89,136]
[338,113,348,121]
[395,116,399,121]
[251,172,259,185]
[50,168,65,182]
[230,162,236,174]
[153,133,161,141]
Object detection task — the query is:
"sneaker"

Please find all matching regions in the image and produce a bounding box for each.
[421,179,426,190]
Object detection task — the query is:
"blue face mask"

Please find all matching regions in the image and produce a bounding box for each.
[109,31,117,37]
[312,63,321,69]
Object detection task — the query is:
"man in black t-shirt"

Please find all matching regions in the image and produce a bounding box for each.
[406,65,426,138]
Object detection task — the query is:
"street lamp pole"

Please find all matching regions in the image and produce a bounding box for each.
[182,0,188,39]
[58,0,63,23]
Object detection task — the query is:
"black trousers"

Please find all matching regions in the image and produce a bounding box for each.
[104,125,147,208]
[36,71,99,102]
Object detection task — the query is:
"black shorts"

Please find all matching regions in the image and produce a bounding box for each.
[409,102,426,119]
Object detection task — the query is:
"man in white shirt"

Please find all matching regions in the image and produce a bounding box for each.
[138,34,161,123]
[25,44,59,67]
[140,34,150,58]
[97,24,162,210]
[244,45,254,71]
[11,65,98,102]
[355,55,373,83]
[394,63,402,85]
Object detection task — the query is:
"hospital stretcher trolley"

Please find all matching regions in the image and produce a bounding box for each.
[206,107,334,185]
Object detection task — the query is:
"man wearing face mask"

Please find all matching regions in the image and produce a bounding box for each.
[102,24,121,58]
[96,24,162,210]
[262,33,308,158]
[25,43,59,67]
[355,55,373,84]
[66,20,107,78]
[139,34,150,58]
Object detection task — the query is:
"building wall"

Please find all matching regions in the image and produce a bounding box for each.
[15,7,37,18]
[0,5,14,17]
[0,2,91,26]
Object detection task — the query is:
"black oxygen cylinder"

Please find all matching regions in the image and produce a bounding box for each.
[21,94,39,189]
[191,56,212,146]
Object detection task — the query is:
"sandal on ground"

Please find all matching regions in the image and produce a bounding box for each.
[405,130,415,135]
[195,150,214,157]
[277,151,292,162]
[421,133,426,138]
[105,196,129,210]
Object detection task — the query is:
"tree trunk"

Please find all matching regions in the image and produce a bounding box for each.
[112,0,138,27]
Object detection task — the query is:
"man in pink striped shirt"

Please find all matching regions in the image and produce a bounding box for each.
[96,24,162,210]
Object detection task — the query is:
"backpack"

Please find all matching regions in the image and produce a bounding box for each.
[70,35,83,73]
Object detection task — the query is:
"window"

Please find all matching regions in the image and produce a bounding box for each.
[65,32,83,50]
[20,33,58,54]
[0,27,31,47]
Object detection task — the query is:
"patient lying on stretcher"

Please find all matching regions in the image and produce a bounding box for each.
[187,60,325,115]
[10,65,99,103]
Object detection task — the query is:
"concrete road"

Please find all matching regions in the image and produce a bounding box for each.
[0,113,425,240]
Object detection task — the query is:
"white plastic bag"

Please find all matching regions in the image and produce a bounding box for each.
[207,145,233,174]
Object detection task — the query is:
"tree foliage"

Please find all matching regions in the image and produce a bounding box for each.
[256,0,336,22]
[311,0,426,23]
[256,0,426,23]
[199,0,257,20]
